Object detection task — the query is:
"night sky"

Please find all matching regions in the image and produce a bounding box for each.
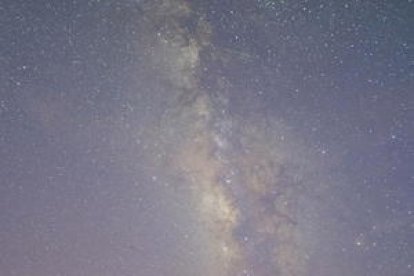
[1,0,413,275]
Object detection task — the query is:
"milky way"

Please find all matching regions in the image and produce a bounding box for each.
[139,1,320,274]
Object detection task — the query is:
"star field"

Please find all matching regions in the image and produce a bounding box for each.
[1,1,413,275]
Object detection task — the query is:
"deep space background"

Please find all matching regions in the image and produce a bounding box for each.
[1,0,413,275]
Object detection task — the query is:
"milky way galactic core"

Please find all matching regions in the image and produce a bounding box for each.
[139,1,341,275]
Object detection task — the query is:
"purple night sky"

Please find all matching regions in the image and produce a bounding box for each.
[1,0,413,275]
